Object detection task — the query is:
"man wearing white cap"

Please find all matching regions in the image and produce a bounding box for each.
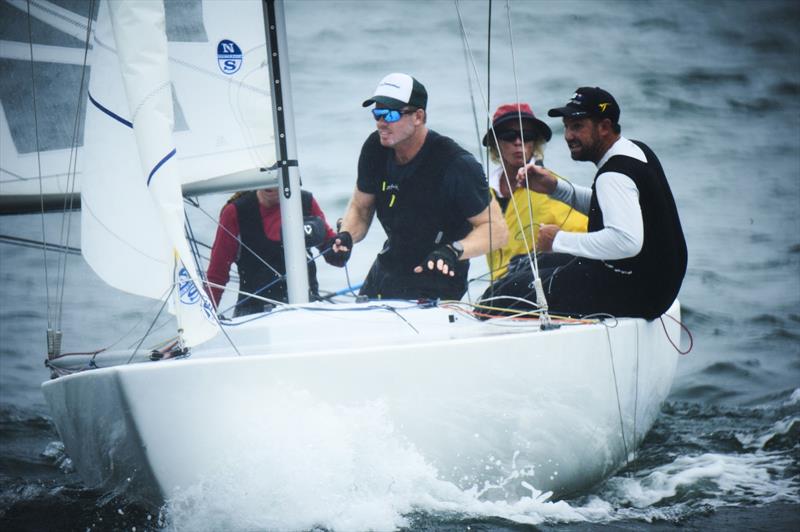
[328,73,507,300]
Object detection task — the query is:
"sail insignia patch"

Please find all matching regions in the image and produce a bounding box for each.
[217,39,243,75]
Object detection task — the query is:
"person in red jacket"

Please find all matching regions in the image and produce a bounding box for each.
[206,187,337,316]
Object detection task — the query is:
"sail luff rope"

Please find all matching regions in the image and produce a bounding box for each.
[55,0,96,333]
[26,0,53,337]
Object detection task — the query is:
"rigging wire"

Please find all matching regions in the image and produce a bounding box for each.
[126,285,174,365]
[461,40,484,168]
[191,198,283,278]
[455,0,553,323]
[455,0,499,301]
[505,0,542,284]
[55,0,96,334]
[27,0,52,333]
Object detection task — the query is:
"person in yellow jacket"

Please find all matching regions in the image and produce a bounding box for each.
[483,103,588,279]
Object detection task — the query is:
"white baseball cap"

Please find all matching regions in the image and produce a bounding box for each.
[362,72,428,110]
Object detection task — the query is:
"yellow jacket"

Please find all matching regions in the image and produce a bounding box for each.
[487,182,588,279]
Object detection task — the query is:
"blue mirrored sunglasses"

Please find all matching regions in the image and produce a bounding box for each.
[371,108,414,123]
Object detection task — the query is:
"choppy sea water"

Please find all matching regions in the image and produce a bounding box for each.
[1,0,799,530]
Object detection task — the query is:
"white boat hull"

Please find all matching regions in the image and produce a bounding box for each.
[42,301,680,506]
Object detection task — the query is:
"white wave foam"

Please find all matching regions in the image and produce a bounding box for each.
[41,440,74,473]
[785,388,800,406]
[599,452,798,509]
[158,388,616,531]
[736,415,799,450]
[158,386,799,532]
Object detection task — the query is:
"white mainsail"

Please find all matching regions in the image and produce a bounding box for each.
[74,0,285,344]
[0,0,276,211]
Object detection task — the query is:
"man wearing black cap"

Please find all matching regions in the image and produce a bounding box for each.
[487,87,687,319]
[328,72,507,300]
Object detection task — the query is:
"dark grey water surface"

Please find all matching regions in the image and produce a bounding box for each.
[1,0,799,530]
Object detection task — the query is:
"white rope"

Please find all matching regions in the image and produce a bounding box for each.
[455,0,551,322]
[505,0,550,320]
[455,2,535,268]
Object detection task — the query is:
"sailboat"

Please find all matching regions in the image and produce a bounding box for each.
[2,0,682,509]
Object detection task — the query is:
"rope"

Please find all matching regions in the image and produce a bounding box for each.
[126,285,174,365]
[633,320,640,461]
[503,0,552,324]
[603,322,631,462]
[456,0,554,324]
[660,313,694,355]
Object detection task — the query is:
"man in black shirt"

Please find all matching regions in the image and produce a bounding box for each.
[487,87,687,319]
[329,72,507,300]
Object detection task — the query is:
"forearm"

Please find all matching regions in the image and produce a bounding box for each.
[338,190,375,243]
[553,226,641,260]
[459,201,508,260]
[550,178,592,214]
[553,172,642,260]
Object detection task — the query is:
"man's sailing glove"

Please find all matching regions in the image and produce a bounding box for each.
[303,216,326,248]
[422,242,463,275]
[326,231,352,267]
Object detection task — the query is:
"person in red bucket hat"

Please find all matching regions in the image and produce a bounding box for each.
[482,103,587,280]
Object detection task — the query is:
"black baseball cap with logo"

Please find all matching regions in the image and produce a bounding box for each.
[548,87,620,124]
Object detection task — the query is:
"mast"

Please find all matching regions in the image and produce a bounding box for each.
[263,0,309,304]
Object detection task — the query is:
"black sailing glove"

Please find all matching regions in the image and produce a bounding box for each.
[420,243,462,277]
[303,216,326,248]
[326,231,352,267]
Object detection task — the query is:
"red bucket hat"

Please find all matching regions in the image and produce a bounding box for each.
[482,103,552,146]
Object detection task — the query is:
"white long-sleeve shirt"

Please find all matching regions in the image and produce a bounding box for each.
[550,137,645,260]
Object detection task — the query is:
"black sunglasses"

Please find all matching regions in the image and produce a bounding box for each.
[495,129,537,142]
